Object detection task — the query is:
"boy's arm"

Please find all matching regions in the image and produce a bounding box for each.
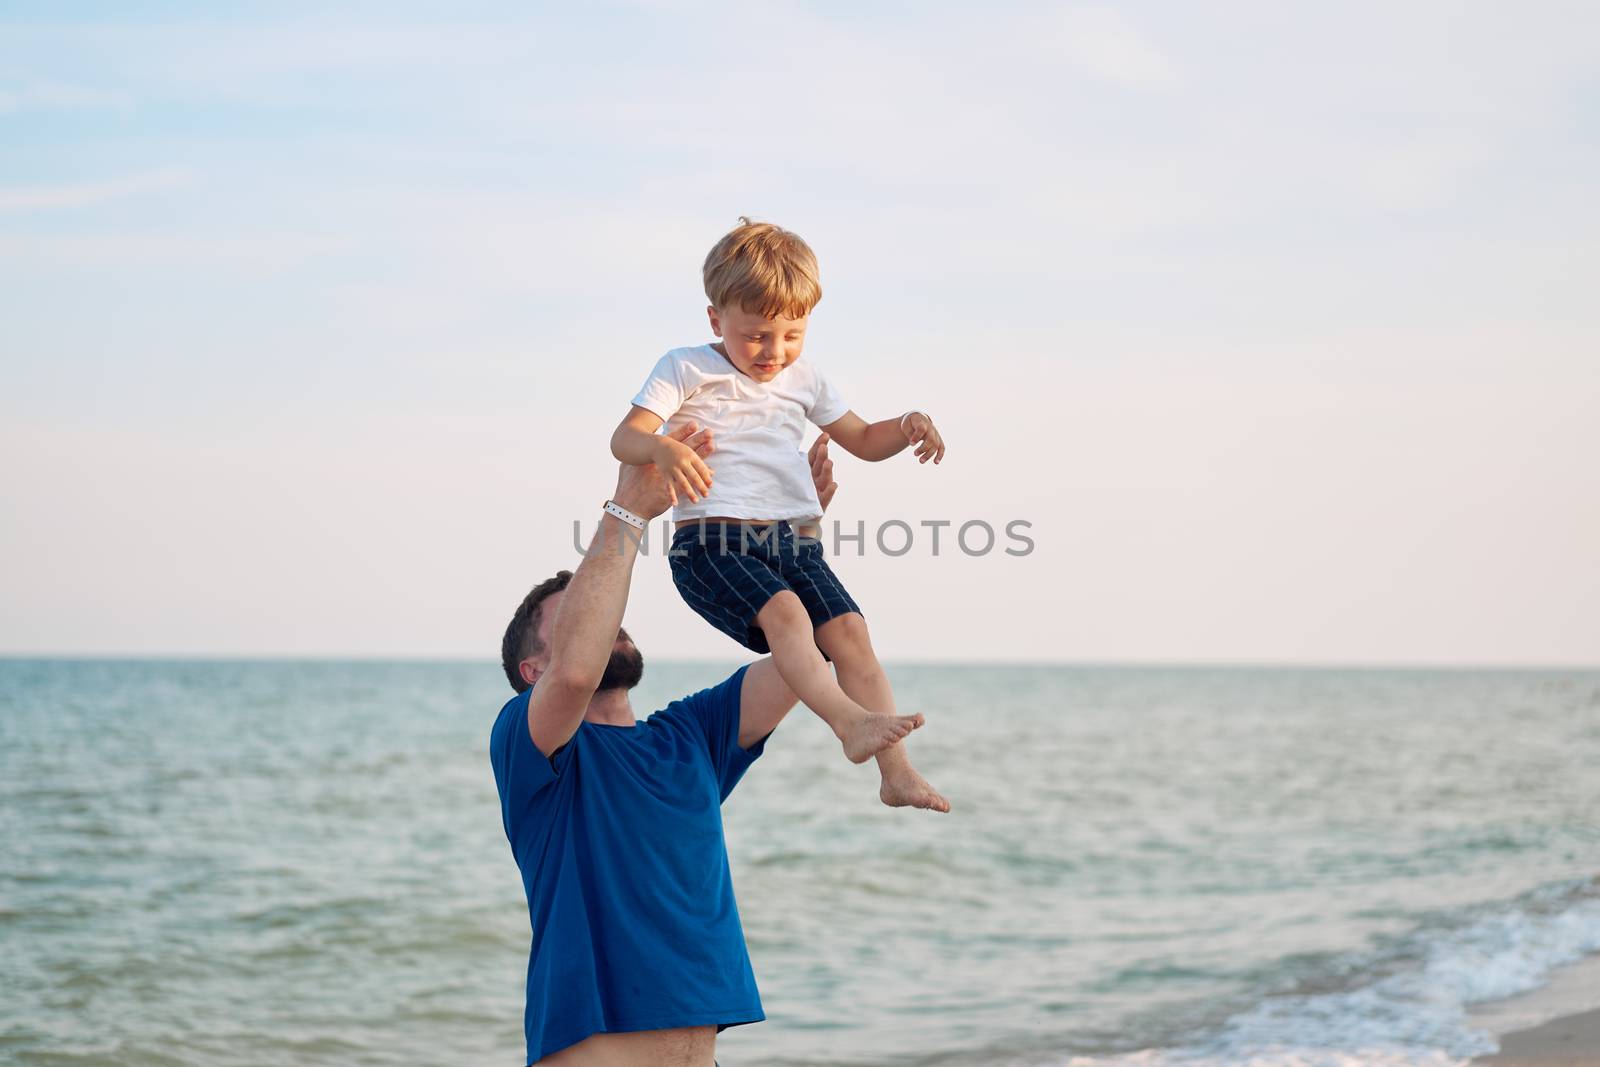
[819,410,946,464]
[610,405,715,505]
[610,405,667,465]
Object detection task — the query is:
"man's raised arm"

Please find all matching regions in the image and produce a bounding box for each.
[527,421,713,756]
[737,431,839,748]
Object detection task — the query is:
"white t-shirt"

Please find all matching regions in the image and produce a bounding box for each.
[630,344,851,522]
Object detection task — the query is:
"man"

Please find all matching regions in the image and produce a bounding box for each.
[490,422,847,1066]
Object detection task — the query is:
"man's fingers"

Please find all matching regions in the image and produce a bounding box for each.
[816,479,837,514]
[809,432,838,511]
[689,428,716,458]
[666,420,700,442]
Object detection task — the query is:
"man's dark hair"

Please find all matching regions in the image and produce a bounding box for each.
[501,571,573,693]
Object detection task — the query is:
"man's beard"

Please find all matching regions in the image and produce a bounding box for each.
[597,638,644,692]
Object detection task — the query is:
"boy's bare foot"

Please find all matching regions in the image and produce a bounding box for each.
[879,766,951,813]
[840,712,924,764]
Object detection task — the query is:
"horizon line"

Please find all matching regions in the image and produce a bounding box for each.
[2,652,1597,673]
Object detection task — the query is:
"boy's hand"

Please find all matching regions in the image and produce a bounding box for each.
[616,421,714,519]
[652,429,716,506]
[900,411,945,465]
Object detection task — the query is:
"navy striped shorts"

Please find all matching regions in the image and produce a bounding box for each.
[669,520,862,657]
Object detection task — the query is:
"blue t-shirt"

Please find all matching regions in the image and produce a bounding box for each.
[488,664,769,1065]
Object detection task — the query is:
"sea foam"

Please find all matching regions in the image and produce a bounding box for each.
[1056,877,1600,1067]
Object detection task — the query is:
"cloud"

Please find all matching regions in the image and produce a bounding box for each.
[0,230,349,269]
[0,168,190,211]
[1352,133,1493,210]
[0,79,132,115]
[1051,6,1176,88]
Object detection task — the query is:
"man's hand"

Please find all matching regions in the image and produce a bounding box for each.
[526,422,714,757]
[737,432,839,748]
[614,422,715,519]
[796,432,837,543]
[808,431,838,513]
[901,412,945,465]
[651,432,715,508]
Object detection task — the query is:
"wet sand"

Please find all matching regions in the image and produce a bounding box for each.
[1474,1007,1600,1066]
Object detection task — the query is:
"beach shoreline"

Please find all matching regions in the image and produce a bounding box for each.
[1473,1007,1600,1066]
[1471,952,1600,1066]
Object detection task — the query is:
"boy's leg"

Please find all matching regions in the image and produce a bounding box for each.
[754,591,924,764]
[815,613,951,813]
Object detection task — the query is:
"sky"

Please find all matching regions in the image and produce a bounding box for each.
[2,1,1597,664]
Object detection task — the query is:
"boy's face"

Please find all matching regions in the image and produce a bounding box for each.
[707,304,809,383]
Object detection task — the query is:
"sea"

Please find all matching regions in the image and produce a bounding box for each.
[2,659,1598,1067]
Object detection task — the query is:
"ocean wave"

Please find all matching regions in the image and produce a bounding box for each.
[1048,875,1600,1067]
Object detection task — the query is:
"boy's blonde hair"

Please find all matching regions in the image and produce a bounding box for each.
[702,216,823,320]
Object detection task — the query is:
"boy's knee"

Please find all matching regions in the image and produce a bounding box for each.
[817,612,871,657]
[755,590,809,631]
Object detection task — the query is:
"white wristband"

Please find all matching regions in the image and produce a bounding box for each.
[899,410,926,437]
[602,499,646,530]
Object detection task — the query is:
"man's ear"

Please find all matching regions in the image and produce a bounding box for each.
[519,660,542,688]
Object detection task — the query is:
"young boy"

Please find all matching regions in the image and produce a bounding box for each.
[609,217,950,813]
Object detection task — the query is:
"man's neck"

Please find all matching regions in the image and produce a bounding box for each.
[583,688,635,727]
